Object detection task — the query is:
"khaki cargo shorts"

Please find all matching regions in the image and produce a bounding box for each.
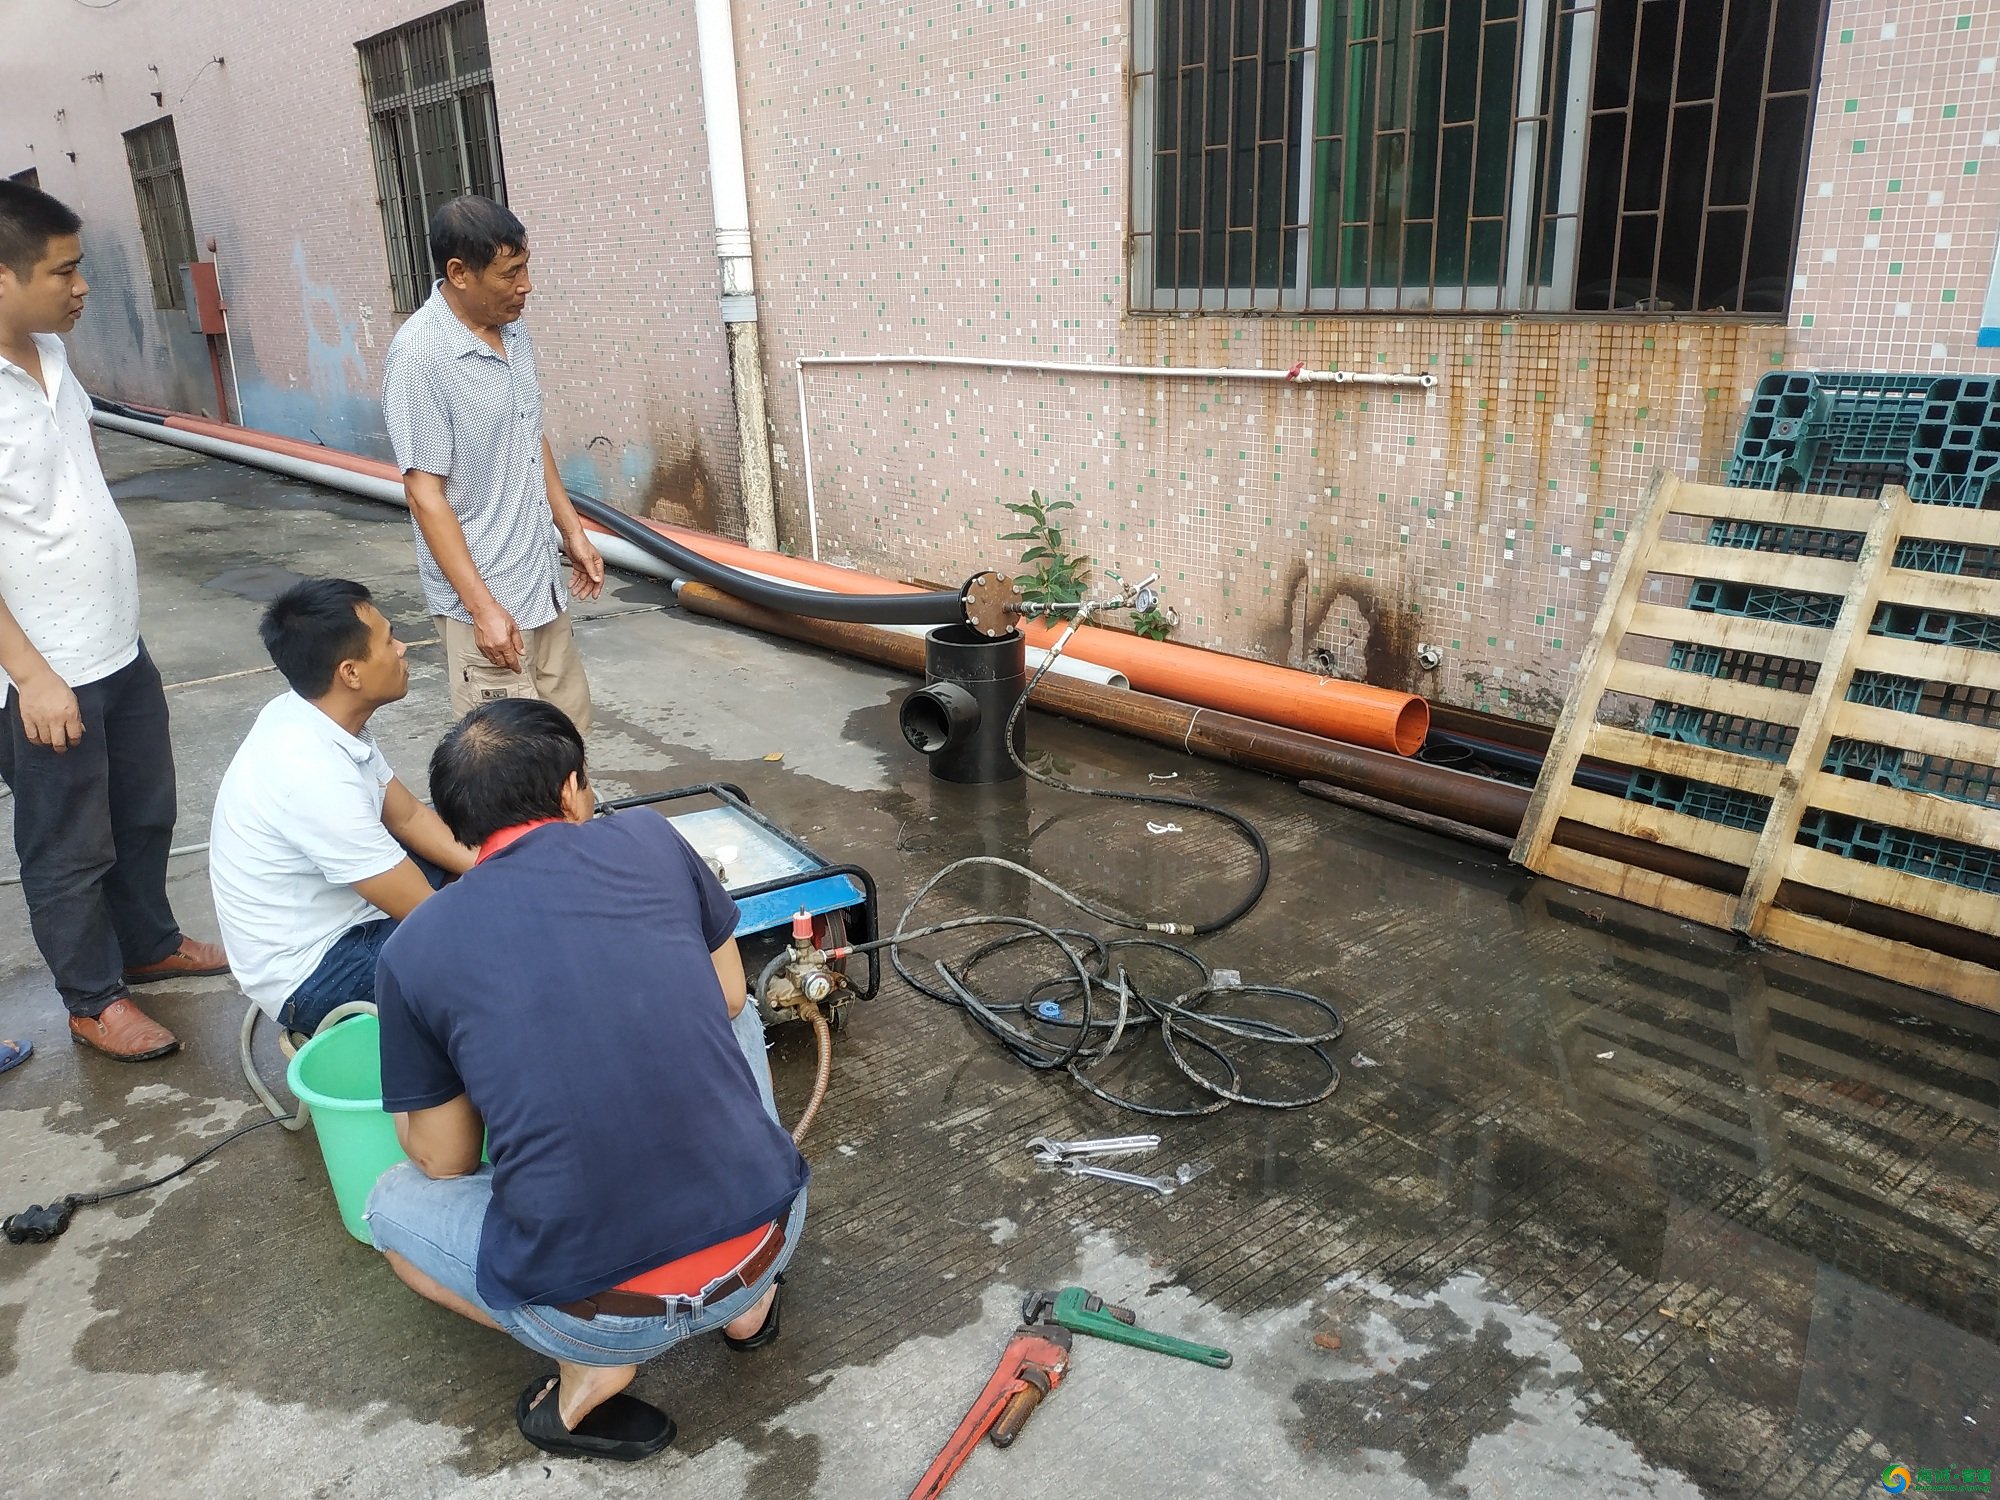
[435,608,594,736]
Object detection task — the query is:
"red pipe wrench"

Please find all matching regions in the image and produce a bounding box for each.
[908,1319,1073,1499]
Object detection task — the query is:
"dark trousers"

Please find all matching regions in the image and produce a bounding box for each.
[0,643,181,1018]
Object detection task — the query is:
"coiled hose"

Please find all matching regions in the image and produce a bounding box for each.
[761,609,1346,1122]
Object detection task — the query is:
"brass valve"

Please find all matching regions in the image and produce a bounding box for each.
[765,909,848,1016]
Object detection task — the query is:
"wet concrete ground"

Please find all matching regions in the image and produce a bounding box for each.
[0,433,1995,1499]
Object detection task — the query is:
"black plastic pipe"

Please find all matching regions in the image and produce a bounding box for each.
[1426,726,1632,796]
[902,625,1027,783]
[97,390,972,624]
[568,493,967,628]
[94,395,969,629]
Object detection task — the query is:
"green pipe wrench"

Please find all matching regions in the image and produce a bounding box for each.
[1022,1287,1233,1370]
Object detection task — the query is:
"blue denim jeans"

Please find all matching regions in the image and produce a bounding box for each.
[279,858,451,1034]
[364,1001,800,1367]
[280,919,397,1034]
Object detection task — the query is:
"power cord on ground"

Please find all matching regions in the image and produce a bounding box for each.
[4,1113,290,1245]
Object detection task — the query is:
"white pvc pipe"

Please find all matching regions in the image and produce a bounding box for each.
[799,353,1438,388]
[796,362,820,564]
[93,412,408,503]
[792,353,1438,558]
[694,0,754,272]
[219,306,245,425]
[91,411,1129,692]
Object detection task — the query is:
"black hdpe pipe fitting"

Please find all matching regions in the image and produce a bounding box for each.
[901,625,1027,783]
[568,492,969,628]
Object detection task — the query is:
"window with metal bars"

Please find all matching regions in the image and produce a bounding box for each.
[122,118,197,311]
[1130,0,1828,315]
[357,2,507,313]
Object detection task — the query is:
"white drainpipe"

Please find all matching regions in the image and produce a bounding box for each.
[695,0,779,552]
[793,354,1439,561]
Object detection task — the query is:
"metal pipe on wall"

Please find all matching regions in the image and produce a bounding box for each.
[792,353,1439,561]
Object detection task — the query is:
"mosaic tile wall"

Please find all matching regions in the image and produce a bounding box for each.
[7,0,1997,720]
[739,0,1999,717]
[1791,1,2000,370]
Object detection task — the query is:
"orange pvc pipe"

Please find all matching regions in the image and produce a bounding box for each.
[641,522,925,598]
[1017,621,1426,755]
[143,411,1428,754]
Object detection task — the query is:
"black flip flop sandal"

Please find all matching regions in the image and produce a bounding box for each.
[723,1274,783,1353]
[515,1377,676,1461]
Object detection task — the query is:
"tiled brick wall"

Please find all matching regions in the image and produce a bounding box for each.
[484,0,743,531]
[6,0,1997,718]
[739,0,1782,713]
[1790,2,2000,369]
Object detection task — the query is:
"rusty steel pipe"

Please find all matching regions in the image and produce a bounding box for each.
[1299,782,1517,853]
[673,585,2000,977]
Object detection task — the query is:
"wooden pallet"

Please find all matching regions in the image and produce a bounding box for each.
[1513,471,2000,1012]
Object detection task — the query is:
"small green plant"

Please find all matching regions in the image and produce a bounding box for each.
[999,489,1091,606]
[1129,603,1179,642]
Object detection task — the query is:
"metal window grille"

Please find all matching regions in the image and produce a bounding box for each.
[357,2,506,313]
[1130,0,1829,315]
[122,118,197,311]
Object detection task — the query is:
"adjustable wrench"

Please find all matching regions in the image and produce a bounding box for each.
[1026,1134,1160,1163]
[1060,1161,1179,1196]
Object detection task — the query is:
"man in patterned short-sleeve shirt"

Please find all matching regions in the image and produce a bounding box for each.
[382,196,604,732]
[0,181,229,1069]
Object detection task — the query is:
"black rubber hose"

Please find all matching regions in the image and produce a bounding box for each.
[91,397,167,424]
[1002,622,1272,936]
[569,493,969,628]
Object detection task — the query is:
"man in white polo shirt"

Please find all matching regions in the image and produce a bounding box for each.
[0,180,227,1066]
[210,578,474,1034]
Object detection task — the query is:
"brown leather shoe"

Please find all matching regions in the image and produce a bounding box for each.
[69,998,180,1061]
[124,936,230,984]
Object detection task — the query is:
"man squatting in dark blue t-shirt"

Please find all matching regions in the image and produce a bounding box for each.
[363,698,810,1462]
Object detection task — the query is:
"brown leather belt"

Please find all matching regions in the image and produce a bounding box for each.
[554,1222,787,1321]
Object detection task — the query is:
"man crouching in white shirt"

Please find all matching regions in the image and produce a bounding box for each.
[211,579,474,1035]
